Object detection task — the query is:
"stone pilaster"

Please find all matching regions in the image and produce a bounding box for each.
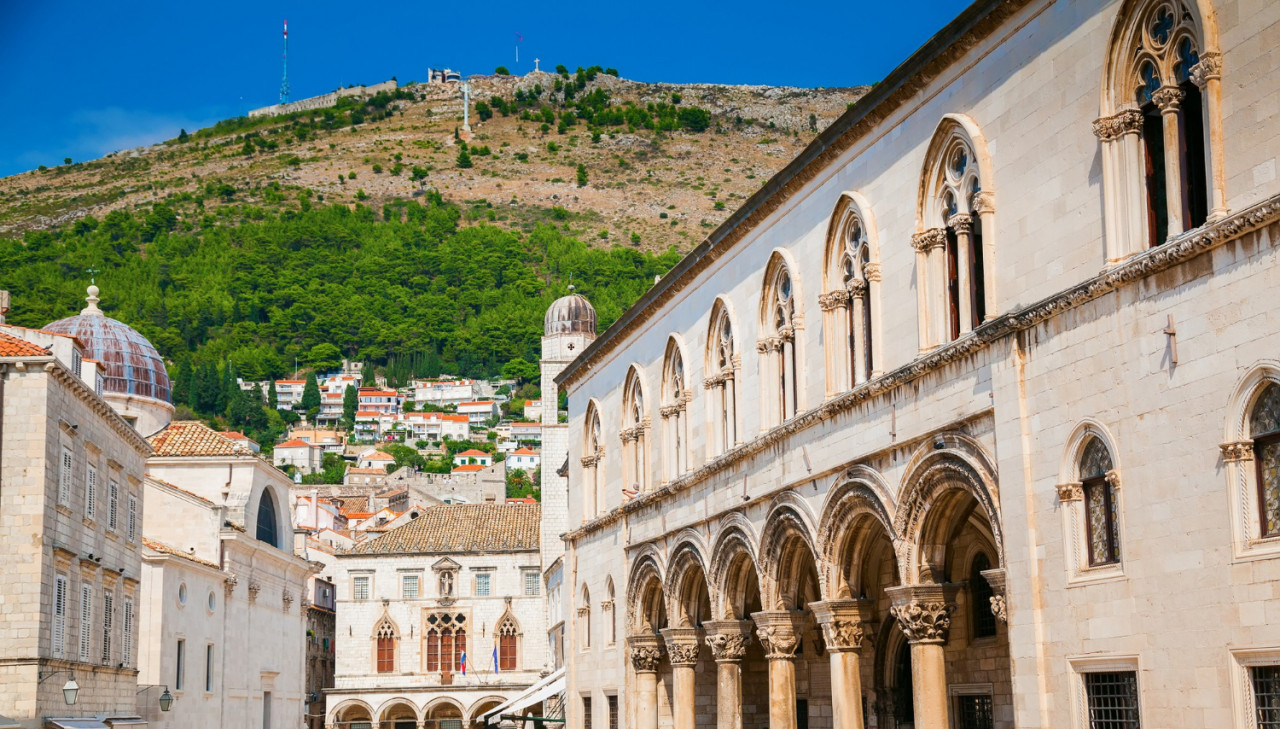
[751,611,806,729]
[662,627,702,729]
[810,600,872,729]
[704,620,753,729]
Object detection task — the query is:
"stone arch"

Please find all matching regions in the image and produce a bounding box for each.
[817,469,899,600]
[626,552,668,633]
[1101,0,1220,115]
[582,398,606,518]
[1223,361,1280,441]
[621,364,653,493]
[468,696,508,726]
[895,433,1002,585]
[374,698,422,724]
[821,191,884,391]
[329,698,376,726]
[916,114,994,230]
[707,522,761,621]
[823,191,882,290]
[660,335,694,481]
[704,296,743,457]
[423,696,466,721]
[758,248,807,330]
[1221,361,1280,553]
[757,496,824,609]
[665,536,712,628]
[758,248,808,427]
[1059,418,1124,485]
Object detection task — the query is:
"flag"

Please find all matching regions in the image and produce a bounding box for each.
[493,644,499,673]
[461,649,467,675]
[515,32,523,42]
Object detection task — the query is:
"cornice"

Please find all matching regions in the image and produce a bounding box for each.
[556,0,1038,390]
[1,356,152,455]
[561,196,1280,544]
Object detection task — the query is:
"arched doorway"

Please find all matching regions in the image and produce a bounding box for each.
[378,699,419,729]
[331,701,374,729]
[664,544,717,729]
[425,699,465,729]
[626,557,669,729]
[708,526,767,729]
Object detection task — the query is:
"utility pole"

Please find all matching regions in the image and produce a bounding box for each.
[280,20,291,104]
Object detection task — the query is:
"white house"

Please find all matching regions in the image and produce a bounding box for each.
[452,449,493,468]
[504,448,540,473]
[326,503,548,729]
[357,449,397,471]
[456,401,498,426]
[413,379,480,408]
[274,380,306,411]
[521,400,543,421]
[509,422,541,444]
[275,438,323,474]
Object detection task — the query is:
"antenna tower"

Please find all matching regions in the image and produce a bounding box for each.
[279,20,291,104]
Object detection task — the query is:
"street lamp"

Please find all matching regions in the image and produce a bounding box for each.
[37,671,78,706]
[137,685,174,712]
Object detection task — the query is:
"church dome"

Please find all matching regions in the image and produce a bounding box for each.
[544,291,597,336]
[44,285,171,403]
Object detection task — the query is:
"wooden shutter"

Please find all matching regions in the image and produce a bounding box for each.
[53,576,67,658]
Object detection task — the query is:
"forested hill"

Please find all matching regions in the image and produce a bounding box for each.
[0,193,681,382]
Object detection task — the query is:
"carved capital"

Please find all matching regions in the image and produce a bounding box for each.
[247,579,261,602]
[886,585,958,645]
[1056,481,1084,502]
[979,567,1007,623]
[1104,469,1121,490]
[581,455,599,469]
[660,627,702,667]
[627,634,665,673]
[703,620,752,662]
[1220,440,1254,463]
[862,262,882,283]
[990,594,1008,623]
[819,289,851,312]
[972,191,996,217]
[1152,86,1185,112]
[1092,110,1144,141]
[809,599,871,653]
[948,213,973,234]
[911,228,947,252]
[1189,52,1222,86]
[846,278,868,297]
[224,573,238,596]
[282,589,295,612]
[751,610,805,660]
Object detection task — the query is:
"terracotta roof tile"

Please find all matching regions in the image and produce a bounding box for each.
[148,421,255,457]
[512,448,539,455]
[452,464,485,472]
[277,439,314,448]
[347,503,540,555]
[456,449,490,457]
[364,451,395,461]
[347,467,388,475]
[143,538,222,569]
[0,331,51,357]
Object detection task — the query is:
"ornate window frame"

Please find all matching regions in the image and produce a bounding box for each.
[758,250,806,428]
[915,115,996,350]
[660,336,692,484]
[821,191,883,397]
[620,367,650,494]
[1229,646,1280,729]
[1067,653,1145,729]
[1058,421,1127,585]
[704,297,741,458]
[373,614,399,674]
[582,400,605,519]
[1222,363,1280,561]
[579,585,592,652]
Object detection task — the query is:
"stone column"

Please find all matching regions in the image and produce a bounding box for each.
[848,281,869,384]
[819,290,851,395]
[756,339,778,429]
[863,262,883,377]
[661,627,703,729]
[1153,85,1186,238]
[751,611,806,729]
[781,331,797,419]
[704,620,752,729]
[725,372,737,447]
[1191,52,1228,219]
[887,585,959,729]
[629,634,665,729]
[948,213,973,334]
[910,232,934,351]
[810,600,872,729]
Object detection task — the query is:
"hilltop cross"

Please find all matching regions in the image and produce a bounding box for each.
[85,268,100,285]
[534,58,540,72]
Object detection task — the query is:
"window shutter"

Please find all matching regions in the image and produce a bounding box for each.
[127,496,138,541]
[78,585,93,661]
[101,591,113,665]
[107,481,119,531]
[86,466,97,519]
[53,576,67,658]
[122,599,134,667]
[59,448,73,506]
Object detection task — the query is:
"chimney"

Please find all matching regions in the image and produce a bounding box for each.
[0,290,8,324]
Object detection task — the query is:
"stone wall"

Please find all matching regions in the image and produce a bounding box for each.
[248,79,399,118]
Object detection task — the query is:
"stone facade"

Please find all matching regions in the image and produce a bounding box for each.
[554,0,1280,728]
[0,331,151,728]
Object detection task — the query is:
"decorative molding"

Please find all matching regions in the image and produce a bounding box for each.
[627,635,665,673]
[819,290,851,311]
[863,262,882,283]
[661,628,703,667]
[990,594,1008,623]
[1221,440,1254,463]
[1091,110,1144,141]
[1152,85,1185,112]
[703,624,751,662]
[223,573,238,596]
[890,601,955,644]
[809,600,870,652]
[282,589,294,612]
[972,191,996,216]
[912,228,947,252]
[1190,51,1222,87]
[1104,469,1121,490]
[948,213,973,234]
[1057,482,1084,502]
[751,611,804,660]
[560,199,1280,545]
[247,579,261,602]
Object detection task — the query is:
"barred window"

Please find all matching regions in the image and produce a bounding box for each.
[1254,665,1280,729]
[475,573,491,597]
[401,574,419,599]
[524,570,540,596]
[583,696,593,729]
[956,694,993,729]
[607,695,618,729]
[1084,671,1141,728]
[353,576,370,601]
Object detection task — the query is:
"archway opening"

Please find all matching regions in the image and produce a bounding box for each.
[334,704,373,729]
[380,701,418,729]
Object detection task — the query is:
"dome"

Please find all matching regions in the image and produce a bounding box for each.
[44,285,171,403]
[544,291,597,336]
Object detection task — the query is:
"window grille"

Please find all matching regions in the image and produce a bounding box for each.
[583,697,593,729]
[476,573,491,596]
[402,574,419,599]
[607,695,618,729]
[1084,671,1141,728]
[1254,665,1280,729]
[956,694,994,729]
[524,571,540,596]
[353,576,370,601]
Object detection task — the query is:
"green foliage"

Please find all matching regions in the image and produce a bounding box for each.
[456,147,473,168]
[501,357,539,383]
[342,384,358,428]
[475,101,493,121]
[506,468,539,500]
[307,343,343,371]
[301,373,321,411]
[577,163,588,188]
[494,66,510,76]
[268,380,279,409]
[302,452,347,484]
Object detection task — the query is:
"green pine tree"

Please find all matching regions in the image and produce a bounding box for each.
[342,384,358,428]
[301,372,321,412]
[268,379,279,410]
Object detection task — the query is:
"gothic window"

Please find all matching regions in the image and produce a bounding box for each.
[621,369,649,493]
[256,488,279,548]
[424,613,467,674]
[605,578,616,645]
[760,256,802,426]
[822,196,879,394]
[705,302,738,456]
[917,118,993,349]
[498,617,519,671]
[579,586,591,650]
[970,553,997,639]
[376,619,396,673]
[1099,0,1220,259]
[583,402,604,518]
[1081,437,1121,566]
[661,340,690,482]
[1251,384,1280,538]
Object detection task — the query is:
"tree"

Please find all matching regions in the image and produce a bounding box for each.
[456,147,472,169]
[306,343,343,372]
[64,157,72,165]
[677,107,712,132]
[809,113,818,132]
[502,358,539,384]
[342,384,358,428]
[494,66,510,76]
[475,101,493,121]
[576,163,588,188]
[177,128,189,142]
[301,373,321,412]
[268,379,279,410]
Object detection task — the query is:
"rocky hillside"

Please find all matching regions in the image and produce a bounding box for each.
[0,70,868,251]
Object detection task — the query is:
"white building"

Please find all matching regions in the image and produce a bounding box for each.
[452,449,493,468]
[457,401,498,426]
[325,503,548,729]
[138,422,316,729]
[509,422,541,444]
[504,448,540,473]
[522,401,543,421]
[357,450,397,471]
[274,380,306,411]
[413,379,480,408]
[275,438,324,474]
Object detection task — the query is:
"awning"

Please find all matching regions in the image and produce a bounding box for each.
[483,667,566,725]
[0,715,19,729]
[44,720,108,729]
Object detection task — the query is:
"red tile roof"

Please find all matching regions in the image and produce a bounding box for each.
[364,451,395,461]
[0,331,50,357]
[452,464,485,473]
[347,503,540,555]
[143,538,221,569]
[512,447,539,455]
[346,467,388,475]
[456,449,490,457]
[148,421,255,457]
[459,401,495,407]
[276,379,304,384]
[277,439,314,448]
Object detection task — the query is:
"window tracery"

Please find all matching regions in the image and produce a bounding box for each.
[1251,384,1280,538]
[704,303,739,457]
[375,618,396,674]
[621,370,649,494]
[582,402,605,518]
[759,256,802,427]
[498,617,519,670]
[822,196,880,395]
[423,613,466,673]
[661,341,690,482]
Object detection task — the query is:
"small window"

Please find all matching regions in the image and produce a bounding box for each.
[402,574,419,599]
[85,465,98,520]
[970,553,997,638]
[956,694,993,729]
[1251,384,1280,538]
[1084,671,1140,728]
[353,576,370,601]
[475,573,491,597]
[205,644,215,692]
[52,575,68,658]
[101,590,113,665]
[607,695,619,729]
[523,571,540,596]
[1080,438,1120,566]
[59,447,73,507]
[583,696,593,729]
[1253,665,1280,728]
[107,480,119,531]
[176,639,186,691]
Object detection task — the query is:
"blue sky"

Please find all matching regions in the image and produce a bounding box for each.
[0,0,969,177]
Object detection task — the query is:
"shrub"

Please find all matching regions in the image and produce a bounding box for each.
[456,147,473,168]
[355,188,368,200]
[494,66,510,75]
[577,163,588,188]
[630,231,641,243]
[372,163,383,174]
[714,201,726,210]
[476,101,493,121]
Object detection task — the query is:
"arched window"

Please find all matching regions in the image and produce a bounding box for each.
[375,619,396,673]
[704,301,739,457]
[424,613,467,674]
[1080,437,1120,566]
[621,369,649,494]
[578,586,591,650]
[1098,0,1222,259]
[661,340,690,482]
[582,402,604,518]
[605,578,617,645]
[822,195,880,395]
[970,553,997,639]
[256,488,279,548]
[1250,384,1280,538]
[498,617,519,671]
[916,117,994,349]
[759,255,802,427]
